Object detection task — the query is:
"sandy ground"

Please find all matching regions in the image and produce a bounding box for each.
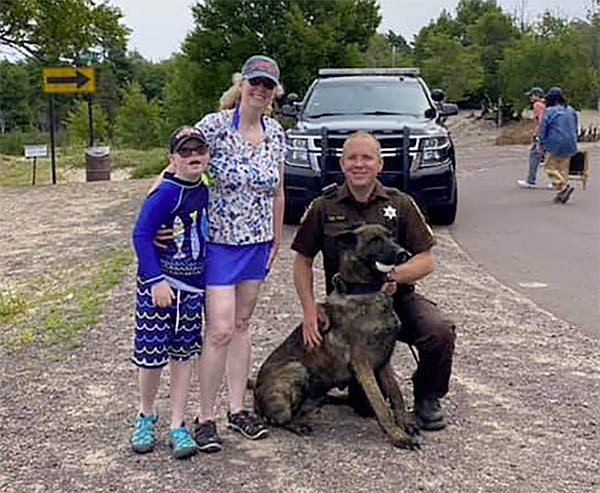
[0,120,599,492]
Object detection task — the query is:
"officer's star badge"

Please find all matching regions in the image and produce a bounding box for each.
[382,205,397,220]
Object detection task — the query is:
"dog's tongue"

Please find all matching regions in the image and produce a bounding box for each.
[375,261,394,273]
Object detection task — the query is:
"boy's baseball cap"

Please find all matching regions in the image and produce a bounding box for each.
[241,55,280,84]
[526,87,544,97]
[168,126,207,153]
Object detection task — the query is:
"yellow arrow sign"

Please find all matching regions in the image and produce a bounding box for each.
[42,67,95,94]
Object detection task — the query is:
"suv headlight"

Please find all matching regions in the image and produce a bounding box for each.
[413,136,450,169]
[285,136,310,167]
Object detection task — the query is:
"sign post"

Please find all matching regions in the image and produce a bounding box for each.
[48,95,57,184]
[24,145,48,185]
[42,66,95,184]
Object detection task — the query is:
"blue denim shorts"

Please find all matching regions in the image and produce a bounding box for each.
[132,282,204,369]
[204,241,271,286]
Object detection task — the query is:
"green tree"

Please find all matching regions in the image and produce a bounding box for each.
[361,33,412,68]
[419,34,483,100]
[114,82,162,149]
[468,10,518,100]
[499,13,599,111]
[161,55,206,129]
[454,0,503,45]
[0,0,129,62]
[63,99,108,145]
[128,52,171,101]
[176,0,380,113]
[0,60,33,132]
[94,61,120,132]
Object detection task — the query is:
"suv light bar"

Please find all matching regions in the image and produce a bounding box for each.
[318,68,420,77]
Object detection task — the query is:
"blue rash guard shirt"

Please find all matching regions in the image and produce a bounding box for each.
[132,173,208,292]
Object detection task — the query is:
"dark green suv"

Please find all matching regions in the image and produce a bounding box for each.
[281,68,459,224]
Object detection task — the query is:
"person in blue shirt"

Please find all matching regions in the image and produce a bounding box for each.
[538,87,578,204]
[129,125,210,459]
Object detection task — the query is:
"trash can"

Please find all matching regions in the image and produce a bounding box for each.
[85,146,111,182]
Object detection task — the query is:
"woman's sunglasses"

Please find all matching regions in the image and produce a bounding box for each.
[248,77,277,90]
[177,145,208,158]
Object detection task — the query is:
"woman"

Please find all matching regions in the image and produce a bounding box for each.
[192,55,285,452]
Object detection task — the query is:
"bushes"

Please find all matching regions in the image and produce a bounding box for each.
[64,100,109,146]
[0,130,68,156]
[114,82,163,149]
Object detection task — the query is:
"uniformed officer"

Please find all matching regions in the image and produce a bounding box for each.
[291,131,456,430]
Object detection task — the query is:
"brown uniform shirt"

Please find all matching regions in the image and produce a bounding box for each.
[291,180,436,294]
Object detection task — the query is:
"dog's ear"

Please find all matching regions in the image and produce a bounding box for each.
[334,230,358,251]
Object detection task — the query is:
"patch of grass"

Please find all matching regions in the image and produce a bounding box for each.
[0,154,68,186]
[0,248,133,351]
[112,148,167,174]
[0,146,165,185]
[40,248,133,348]
[0,289,28,321]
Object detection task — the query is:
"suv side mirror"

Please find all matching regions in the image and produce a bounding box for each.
[430,89,445,102]
[281,104,298,117]
[439,103,458,117]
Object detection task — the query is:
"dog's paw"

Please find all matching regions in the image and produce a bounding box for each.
[284,422,314,436]
[404,412,421,436]
[391,434,420,450]
[389,428,421,450]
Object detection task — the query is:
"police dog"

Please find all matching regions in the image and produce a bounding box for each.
[254,224,419,449]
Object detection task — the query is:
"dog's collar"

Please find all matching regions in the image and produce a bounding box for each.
[332,273,383,295]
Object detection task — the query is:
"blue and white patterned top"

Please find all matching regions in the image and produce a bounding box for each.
[132,173,208,291]
[195,109,285,245]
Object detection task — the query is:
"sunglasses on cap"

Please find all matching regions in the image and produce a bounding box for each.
[248,77,277,90]
[177,144,208,158]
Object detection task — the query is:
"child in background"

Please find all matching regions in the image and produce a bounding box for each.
[130,126,209,459]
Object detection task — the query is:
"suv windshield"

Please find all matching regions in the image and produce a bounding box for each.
[304,79,431,118]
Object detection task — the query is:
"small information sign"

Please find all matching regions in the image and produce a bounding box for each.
[24,145,48,158]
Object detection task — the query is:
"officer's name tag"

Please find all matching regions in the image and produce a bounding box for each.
[326,215,346,222]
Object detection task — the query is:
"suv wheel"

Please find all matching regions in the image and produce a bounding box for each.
[429,183,457,225]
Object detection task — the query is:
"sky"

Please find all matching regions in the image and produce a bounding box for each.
[1,0,591,61]
[110,0,592,61]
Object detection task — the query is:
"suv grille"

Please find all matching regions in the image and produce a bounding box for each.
[314,135,417,172]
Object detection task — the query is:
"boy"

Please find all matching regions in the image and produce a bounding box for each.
[130,126,209,459]
[518,87,547,189]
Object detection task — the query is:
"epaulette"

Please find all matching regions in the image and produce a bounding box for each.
[321,182,338,197]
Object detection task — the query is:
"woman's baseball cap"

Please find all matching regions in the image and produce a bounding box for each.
[241,55,280,84]
[168,126,207,153]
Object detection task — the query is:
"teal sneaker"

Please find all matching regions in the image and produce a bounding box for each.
[167,426,198,459]
[130,412,157,453]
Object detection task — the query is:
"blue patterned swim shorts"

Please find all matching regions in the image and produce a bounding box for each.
[132,282,204,368]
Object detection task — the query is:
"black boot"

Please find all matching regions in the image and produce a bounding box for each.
[414,396,446,430]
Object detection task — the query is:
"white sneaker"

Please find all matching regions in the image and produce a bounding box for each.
[517,180,536,189]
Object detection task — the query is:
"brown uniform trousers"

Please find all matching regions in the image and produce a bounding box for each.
[394,289,456,399]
